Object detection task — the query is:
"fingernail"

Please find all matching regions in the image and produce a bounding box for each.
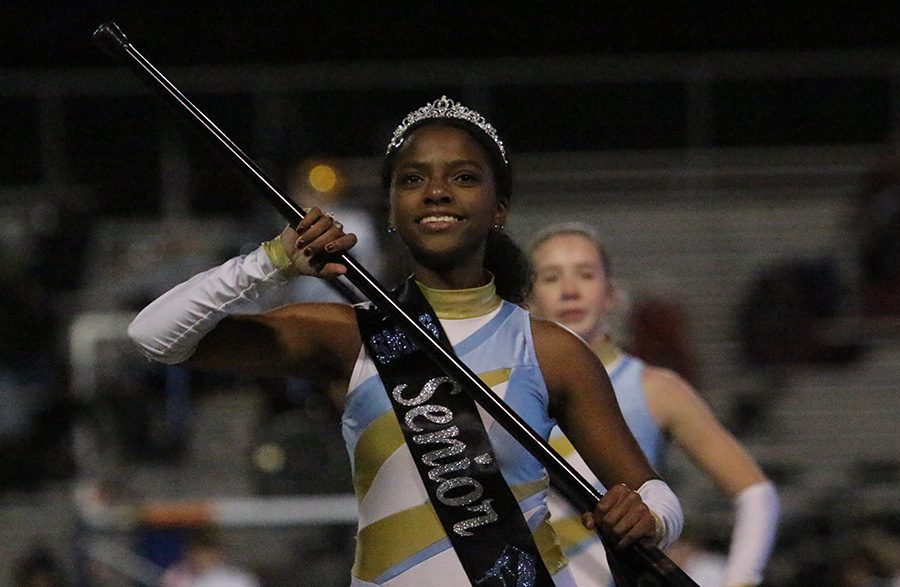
[303,247,312,257]
[324,243,335,253]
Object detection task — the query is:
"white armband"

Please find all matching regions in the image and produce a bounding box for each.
[127,243,294,364]
[723,480,780,586]
[637,479,683,551]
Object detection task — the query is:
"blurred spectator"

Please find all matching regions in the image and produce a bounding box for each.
[738,258,864,366]
[160,528,261,587]
[0,255,58,377]
[857,131,900,318]
[835,521,900,587]
[25,194,96,294]
[0,251,73,489]
[665,533,728,587]
[628,293,701,388]
[13,544,70,587]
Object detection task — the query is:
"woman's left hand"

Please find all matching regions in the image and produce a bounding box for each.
[582,483,659,550]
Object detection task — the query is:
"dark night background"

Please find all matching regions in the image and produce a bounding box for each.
[3,3,900,69]
[3,2,899,207]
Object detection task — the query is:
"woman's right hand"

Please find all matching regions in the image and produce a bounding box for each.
[278,207,358,278]
[583,483,659,551]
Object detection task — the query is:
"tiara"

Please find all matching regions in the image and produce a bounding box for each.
[386,95,508,164]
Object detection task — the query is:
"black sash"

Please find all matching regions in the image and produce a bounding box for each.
[355,278,555,587]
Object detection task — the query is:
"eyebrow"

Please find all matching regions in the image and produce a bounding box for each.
[535,262,598,272]
[447,159,486,168]
[395,159,486,171]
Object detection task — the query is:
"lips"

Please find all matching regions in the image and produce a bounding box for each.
[558,309,587,322]
[416,211,465,231]
[420,215,461,224]
[417,211,463,224]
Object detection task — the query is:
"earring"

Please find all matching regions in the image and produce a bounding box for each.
[387,225,397,234]
[493,223,505,231]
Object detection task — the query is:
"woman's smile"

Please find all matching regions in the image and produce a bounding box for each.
[418,213,465,231]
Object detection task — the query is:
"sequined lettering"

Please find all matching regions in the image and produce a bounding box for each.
[418,313,442,340]
[405,404,454,432]
[369,326,419,365]
[392,376,457,406]
[475,545,537,586]
[397,375,499,537]
[436,475,484,507]
[455,499,500,538]
[415,426,466,465]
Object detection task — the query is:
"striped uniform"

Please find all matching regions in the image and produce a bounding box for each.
[547,352,663,587]
[342,284,576,586]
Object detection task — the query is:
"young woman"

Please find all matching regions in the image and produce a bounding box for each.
[128,97,683,586]
[528,224,780,587]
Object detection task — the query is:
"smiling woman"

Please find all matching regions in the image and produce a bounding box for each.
[385,124,506,283]
[126,96,685,586]
[378,97,527,303]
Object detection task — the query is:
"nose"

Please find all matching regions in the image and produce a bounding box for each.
[424,179,453,205]
[560,275,580,299]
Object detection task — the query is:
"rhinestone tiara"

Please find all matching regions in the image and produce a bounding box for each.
[386,95,508,164]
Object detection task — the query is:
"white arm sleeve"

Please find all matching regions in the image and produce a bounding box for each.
[127,244,293,364]
[723,480,780,586]
[637,479,684,551]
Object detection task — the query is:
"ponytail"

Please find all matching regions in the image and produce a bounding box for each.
[485,229,531,304]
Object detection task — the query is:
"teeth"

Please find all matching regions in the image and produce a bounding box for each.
[420,216,459,224]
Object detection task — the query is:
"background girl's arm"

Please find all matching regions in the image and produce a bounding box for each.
[644,368,780,586]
